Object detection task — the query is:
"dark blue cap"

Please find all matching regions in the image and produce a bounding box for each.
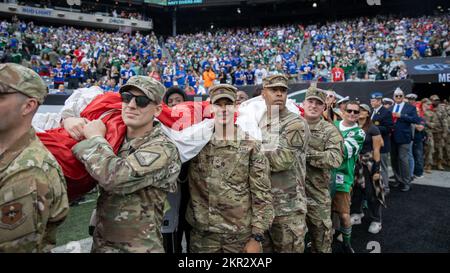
[371,92,383,99]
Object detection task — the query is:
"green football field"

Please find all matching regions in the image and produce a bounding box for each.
[56,193,97,246]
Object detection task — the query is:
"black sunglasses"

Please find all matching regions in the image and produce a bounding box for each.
[120,92,153,108]
[346,109,360,114]
[395,95,403,98]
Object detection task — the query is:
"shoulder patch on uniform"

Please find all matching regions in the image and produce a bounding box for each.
[289,130,303,147]
[0,203,25,229]
[134,151,161,167]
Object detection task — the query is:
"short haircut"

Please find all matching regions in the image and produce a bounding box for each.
[345,100,360,109]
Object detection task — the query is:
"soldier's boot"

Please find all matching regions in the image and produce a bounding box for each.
[437,161,445,171]
[424,165,432,174]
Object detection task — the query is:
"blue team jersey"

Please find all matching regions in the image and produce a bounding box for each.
[62,62,71,71]
[288,62,298,75]
[157,49,162,59]
[231,57,241,68]
[66,66,80,79]
[120,69,136,84]
[176,70,186,87]
[245,70,255,85]
[187,75,197,87]
[282,52,294,62]
[53,68,65,83]
[163,74,173,88]
[234,71,245,86]
[300,64,314,81]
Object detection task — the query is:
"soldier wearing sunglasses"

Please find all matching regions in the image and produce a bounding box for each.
[71,76,182,252]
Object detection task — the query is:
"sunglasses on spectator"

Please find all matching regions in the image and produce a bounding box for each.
[395,95,403,98]
[346,109,360,114]
[120,92,153,108]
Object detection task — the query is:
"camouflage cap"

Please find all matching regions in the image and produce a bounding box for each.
[0,63,48,104]
[209,84,238,104]
[119,76,165,104]
[305,85,326,104]
[430,94,440,101]
[262,74,289,89]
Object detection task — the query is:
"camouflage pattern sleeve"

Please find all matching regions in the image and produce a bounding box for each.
[264,120,306,172]
[307,126,344,169]
[248,141,274,234]
[424,111,438,131]
[443,114,449,138]
[41,160,70,252]
[72,136,180,195]
[0,167,68,253]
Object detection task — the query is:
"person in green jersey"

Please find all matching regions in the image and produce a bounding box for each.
[331,100,365,253]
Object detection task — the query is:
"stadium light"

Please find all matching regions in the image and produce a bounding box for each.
[312,2,317,8]
[237,8,241,14]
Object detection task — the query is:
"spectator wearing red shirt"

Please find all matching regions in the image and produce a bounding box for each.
[331,62,345,82]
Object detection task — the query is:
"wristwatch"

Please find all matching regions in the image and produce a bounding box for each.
[252,234,265,243]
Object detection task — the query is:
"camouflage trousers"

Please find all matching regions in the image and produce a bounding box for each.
[305,187,332,253]
[263,211,306,253]
[189,229,251,253]
[424,134,434,166]
[432,133,445,163]
[91,227,165,253]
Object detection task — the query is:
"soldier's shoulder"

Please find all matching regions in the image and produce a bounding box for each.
[284,112,307,131]
[11,137,62,174]
[144,128,178,152]
[321,119,342,134]
[309,120,342,143]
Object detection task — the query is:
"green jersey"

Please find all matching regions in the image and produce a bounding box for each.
[331,121,365,194]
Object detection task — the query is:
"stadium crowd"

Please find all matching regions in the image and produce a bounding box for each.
[0,15,449,94]
[1,12,450,254]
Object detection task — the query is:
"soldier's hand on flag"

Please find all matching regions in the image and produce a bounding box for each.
[63,117,88,141]
[83,119,107,139]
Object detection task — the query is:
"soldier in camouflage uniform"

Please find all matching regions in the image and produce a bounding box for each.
[421,98,437,173]
[430,95,448,170]
[0,63,69,253]
[259,75,310,253]
[444,100,450,166]
[72,76,181,253]
[186,84,273,253]
[303,86,344,253]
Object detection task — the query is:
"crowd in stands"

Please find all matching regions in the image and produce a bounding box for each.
[1,14,449,94]
[11,0,147,21]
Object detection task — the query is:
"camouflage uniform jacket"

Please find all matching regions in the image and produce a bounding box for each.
[433,107,449,136]
[186,126,274,235]
[306,118,344,202]
[0,128,69,253]
[72,122,181,253]
[260,109,310,217]
[423,109,438,135]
